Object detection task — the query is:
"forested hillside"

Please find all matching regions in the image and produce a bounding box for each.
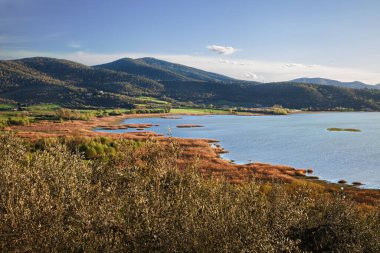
[0,57,164,107]
[162,81,380,110]
[1,57,380,110]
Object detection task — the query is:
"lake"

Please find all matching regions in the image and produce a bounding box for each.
[97,112,380,189]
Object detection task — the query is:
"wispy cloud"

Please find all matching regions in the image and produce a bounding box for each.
[218,58,239,65]
[0,33,64,45]
[207,45,237,55]
[68,42,81,49]
[0,34,27,44]
[244,72,259,80]
[1,49,380,85]
[283,63,321,69]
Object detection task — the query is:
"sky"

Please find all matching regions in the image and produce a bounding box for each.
[0,0,380,84]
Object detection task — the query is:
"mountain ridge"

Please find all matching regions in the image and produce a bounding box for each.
[95,57,235,82]
[94,58,193,82]
[136,57,235,82]
[1,57,380,110]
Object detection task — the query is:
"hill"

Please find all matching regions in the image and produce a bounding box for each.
[95,57,235,82]
[1,57,380,110]
[291,77,380,90]
[0,57,164,107]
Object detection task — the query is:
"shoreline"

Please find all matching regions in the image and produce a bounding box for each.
[4,112,380,205]
[106,112,380,190]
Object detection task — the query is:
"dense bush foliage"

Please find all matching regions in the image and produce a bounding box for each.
[55,108,91,120]
[0,134,379,252]
[128,108,171,114]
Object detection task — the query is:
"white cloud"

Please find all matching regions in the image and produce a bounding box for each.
[284,63,306,68]
[1,49,380,85]
[207,45,237,55]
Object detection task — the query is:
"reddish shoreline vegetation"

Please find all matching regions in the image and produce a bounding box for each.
[6,114,309,183]
[99,123,159,130]
[1,113,380,251]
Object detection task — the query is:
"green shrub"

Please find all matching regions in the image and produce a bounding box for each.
[0,120,8,129]
[271,105,290,115]
[108,110,123,116]
[55,108,92,121]
[7,116,30,126]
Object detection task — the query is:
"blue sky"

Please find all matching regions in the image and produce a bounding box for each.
[1,0,380,83]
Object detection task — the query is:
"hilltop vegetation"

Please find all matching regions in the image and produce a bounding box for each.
[0,134,379,252]
[1,57,380,110]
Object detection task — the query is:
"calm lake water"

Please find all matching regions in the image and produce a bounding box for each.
[97,112,380,189]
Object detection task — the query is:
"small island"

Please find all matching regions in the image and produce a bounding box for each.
[176,124,204,128]
[327,128,361,132]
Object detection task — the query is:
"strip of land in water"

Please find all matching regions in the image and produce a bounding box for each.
[327,127,361,132]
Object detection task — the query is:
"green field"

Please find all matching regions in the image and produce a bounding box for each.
[170,108,233,114]
[137,96,170,105]
[25,104,61,111]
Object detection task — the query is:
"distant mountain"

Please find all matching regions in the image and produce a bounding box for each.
[1,57,380,110]
[291,77,380,90]
[96,57,234,82]
[162,81,380,110]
